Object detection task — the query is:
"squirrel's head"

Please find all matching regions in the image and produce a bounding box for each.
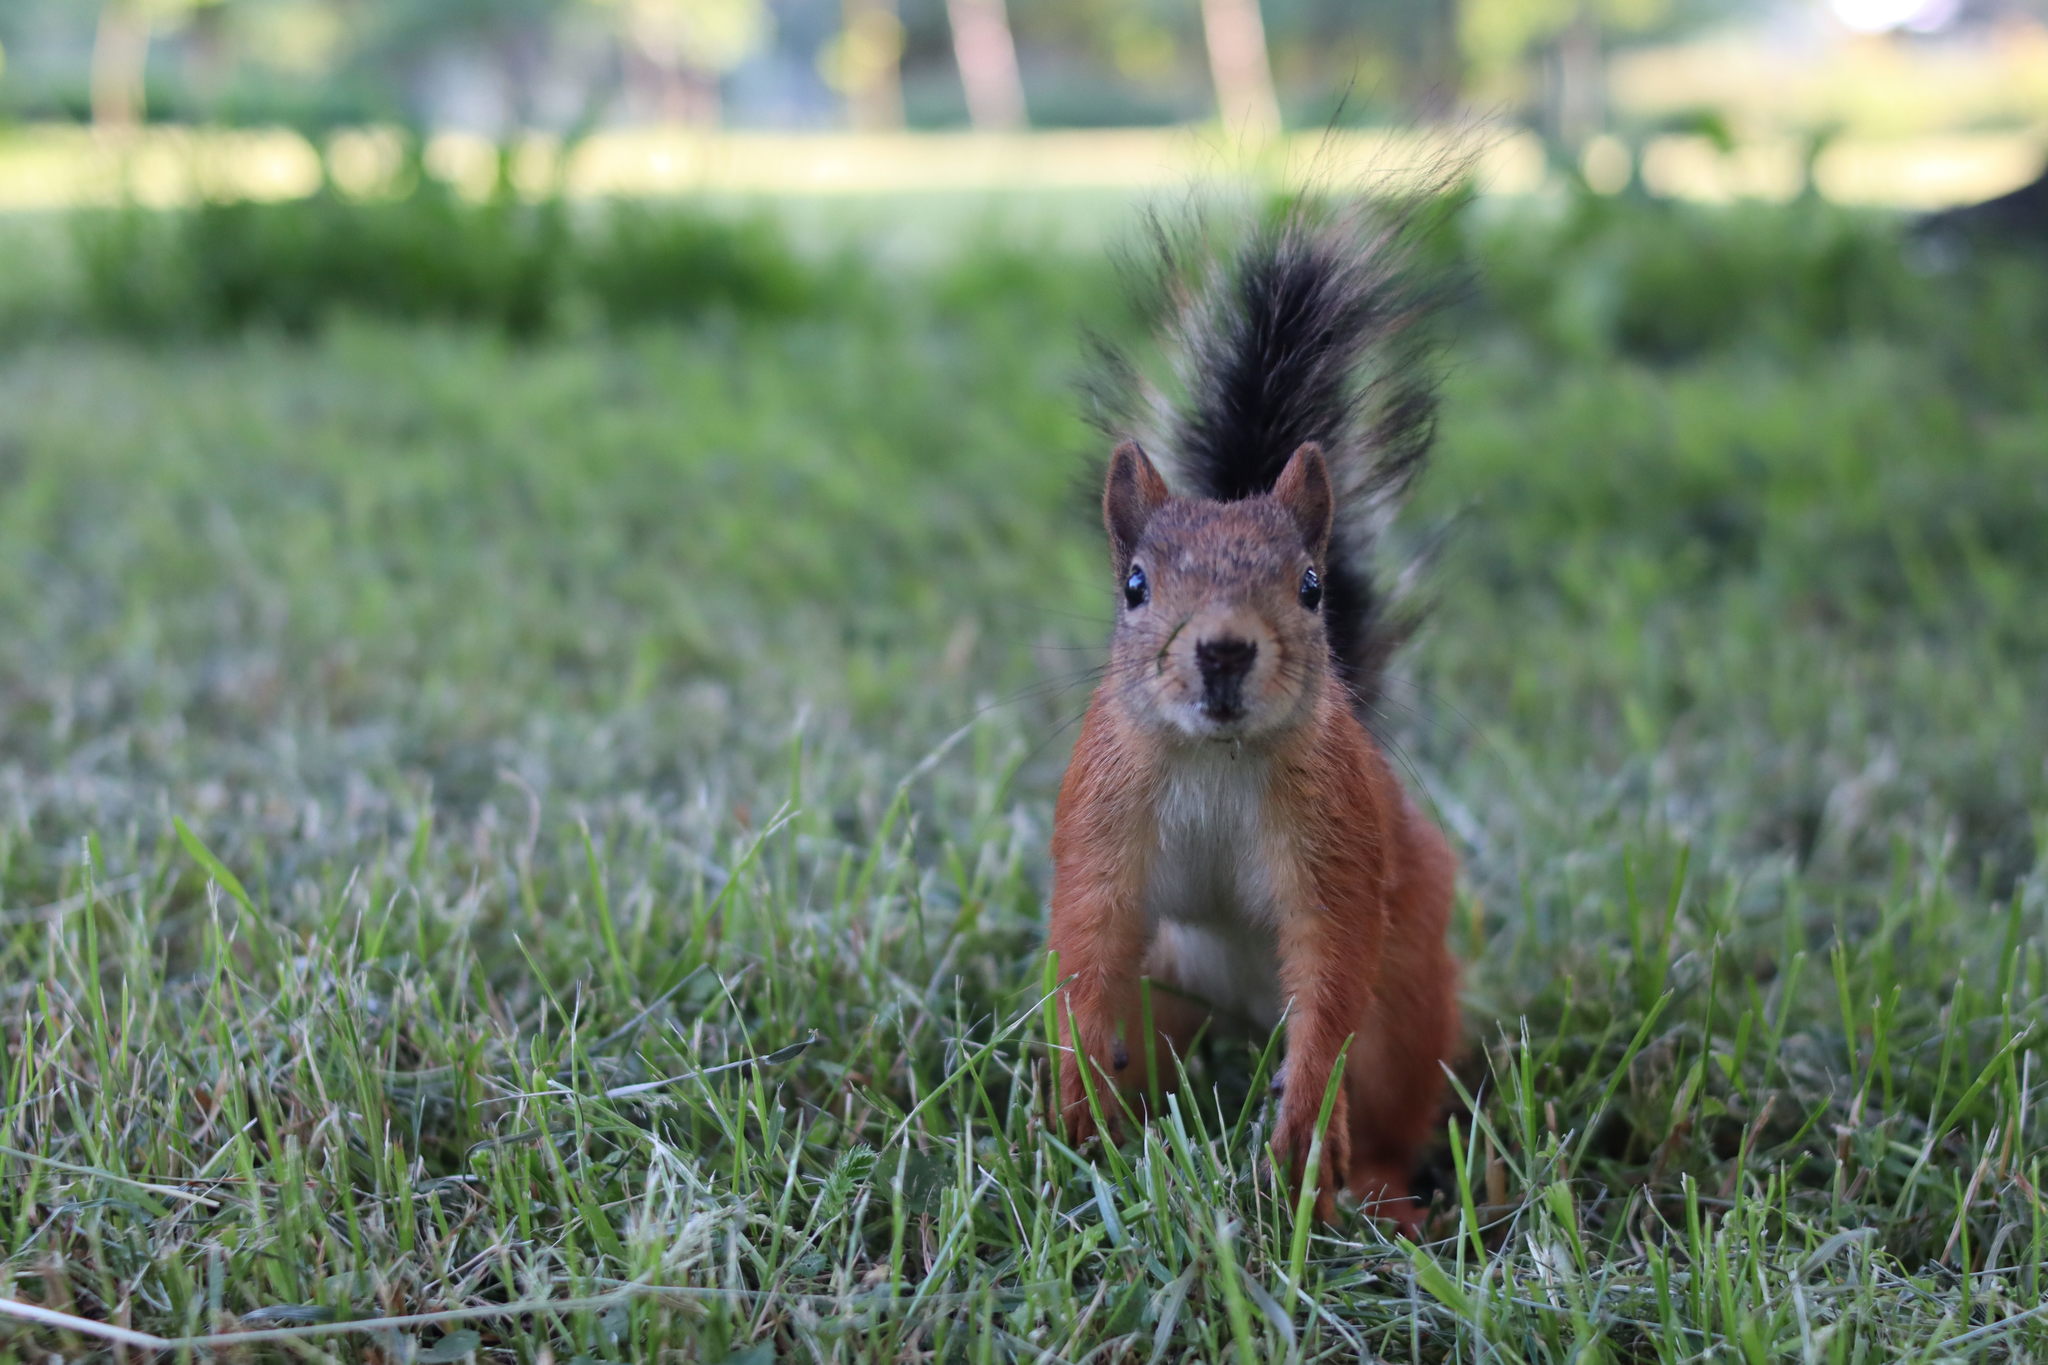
[1100,440,1334,745]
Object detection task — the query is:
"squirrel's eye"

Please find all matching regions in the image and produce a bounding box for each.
[1124,564,1149,609]
[1299,566,1322,611]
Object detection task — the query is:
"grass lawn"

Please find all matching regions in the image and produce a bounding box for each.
[1,199,2046,1361]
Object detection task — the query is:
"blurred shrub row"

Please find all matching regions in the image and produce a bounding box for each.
[1473,193,1940,359]
[73,191,838,337]
[63,142,842,338]
[5,153,2045,382]
[1459,190,2048,398]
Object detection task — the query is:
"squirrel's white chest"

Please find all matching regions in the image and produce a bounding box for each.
[1141,748,1287,1025]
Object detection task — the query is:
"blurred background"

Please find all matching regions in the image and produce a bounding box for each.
[0,0,2043,339]
[0,0,2046,207]
[4,4,2048,1353]
[0,0,2041,924]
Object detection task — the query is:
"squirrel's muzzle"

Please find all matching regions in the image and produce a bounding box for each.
[1194,635,1258,721]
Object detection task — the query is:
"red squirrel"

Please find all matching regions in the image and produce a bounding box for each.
[1046,203,1460,1233]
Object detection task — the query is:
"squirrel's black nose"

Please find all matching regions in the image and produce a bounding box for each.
[1196,636,1257,679]
[1195,636,1257,718]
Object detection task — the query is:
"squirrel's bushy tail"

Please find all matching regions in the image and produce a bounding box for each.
[1085,192,1448,718]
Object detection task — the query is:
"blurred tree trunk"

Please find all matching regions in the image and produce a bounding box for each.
[91,0,152,129]
[667,66,721,127]
[183,3,232,108]
[1198,0,1280,143]
[841,0,904,129]
[624,47,711,127]
[1405,0,1463,119]
[944,0,1025,130]
[609,0,766,131]
[496,25,546,134]
[1537,5,1603,169]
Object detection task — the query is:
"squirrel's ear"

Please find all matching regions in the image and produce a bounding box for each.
[1103,440,1169,566]
[1273,442,1333,556]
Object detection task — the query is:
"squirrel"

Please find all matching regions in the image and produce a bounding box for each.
[1045,199,1460,1233]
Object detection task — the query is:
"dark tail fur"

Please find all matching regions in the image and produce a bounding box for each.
[1084,193,1448,718]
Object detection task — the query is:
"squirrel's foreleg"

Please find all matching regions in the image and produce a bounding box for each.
[1270,882,1383,1222]
[1046,871,1151,1145]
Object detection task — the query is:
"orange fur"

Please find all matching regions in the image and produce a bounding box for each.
[1046,442,1460,1232]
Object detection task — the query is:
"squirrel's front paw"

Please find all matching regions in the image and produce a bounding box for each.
[1268,1114,1340,1221]
[1057,1069,1098,1146]
[1058,1046,1124,1146]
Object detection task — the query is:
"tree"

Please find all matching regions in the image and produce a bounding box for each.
[590,0,771,127]
[1198,0,1280,142]
[90,0,169,128]
[944,0,1026,130]
[341,0,585,134]
[1460,0,1674,163]
[821,0,904,129]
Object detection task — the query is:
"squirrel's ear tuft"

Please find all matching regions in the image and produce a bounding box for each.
[1104,440,1169,567]
[1273,443,1333,556]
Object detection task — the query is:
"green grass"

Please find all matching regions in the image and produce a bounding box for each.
[1,198,2046,1362]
